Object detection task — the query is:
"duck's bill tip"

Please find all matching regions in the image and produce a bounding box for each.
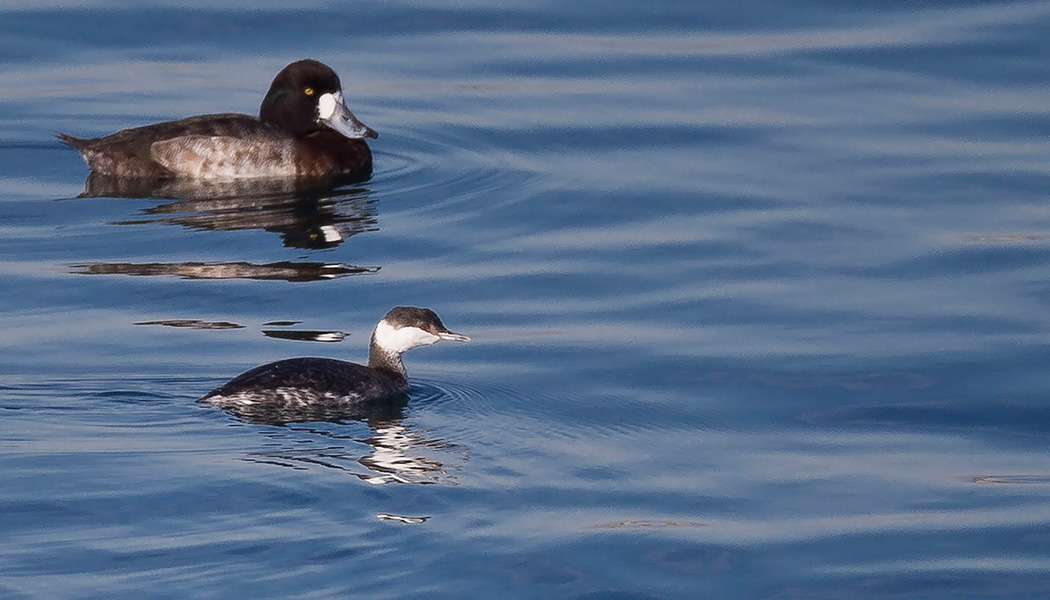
[322,114,378,140]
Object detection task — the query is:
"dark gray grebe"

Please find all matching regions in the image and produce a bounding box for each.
[201,307,469,421]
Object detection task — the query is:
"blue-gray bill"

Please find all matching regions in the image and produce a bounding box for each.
[319,91,379,140]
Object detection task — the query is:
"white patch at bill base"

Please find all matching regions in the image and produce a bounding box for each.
[317,92,340,120]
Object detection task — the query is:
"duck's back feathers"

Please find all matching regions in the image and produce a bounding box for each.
[59,114,372,180]
[59,114,270,178]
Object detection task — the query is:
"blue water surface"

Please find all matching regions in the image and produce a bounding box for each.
[4,1,1050,598]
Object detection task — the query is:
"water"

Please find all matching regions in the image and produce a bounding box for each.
[3,0,1050,597]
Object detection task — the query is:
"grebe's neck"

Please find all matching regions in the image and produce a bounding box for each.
[368,331,406,380]
[365,314,463,381]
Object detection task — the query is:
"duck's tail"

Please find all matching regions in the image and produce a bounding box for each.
[55,132,85,148]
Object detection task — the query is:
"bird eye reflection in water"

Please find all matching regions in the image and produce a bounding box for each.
[234,395,463,485]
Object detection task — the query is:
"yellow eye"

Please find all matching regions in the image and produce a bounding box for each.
[304,87,314,96]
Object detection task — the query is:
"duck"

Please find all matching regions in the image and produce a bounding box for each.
[200,307,469,422]
[57,59,378,181]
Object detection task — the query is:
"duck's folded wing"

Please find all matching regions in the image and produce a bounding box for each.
[150,135,296,179]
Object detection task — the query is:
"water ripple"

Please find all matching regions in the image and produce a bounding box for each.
[370,124,539,212]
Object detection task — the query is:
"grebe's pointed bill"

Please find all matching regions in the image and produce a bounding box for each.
[437,331,470,343]
[317,91,378,140]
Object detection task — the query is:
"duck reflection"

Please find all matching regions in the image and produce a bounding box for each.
[70,174,382,282]
[72,260,376,282]
[237,399,461,485]
[81,172,379,250]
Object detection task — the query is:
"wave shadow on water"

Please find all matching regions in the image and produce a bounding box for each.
[260,328,348,343]
[137,318,351,344]
[134,318,244,330]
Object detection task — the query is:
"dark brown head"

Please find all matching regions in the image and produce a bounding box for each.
[259,59,378,140]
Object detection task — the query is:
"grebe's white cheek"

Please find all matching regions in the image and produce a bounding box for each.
[373,321,439,354]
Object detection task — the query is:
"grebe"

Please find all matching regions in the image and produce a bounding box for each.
[201,306,468,422]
